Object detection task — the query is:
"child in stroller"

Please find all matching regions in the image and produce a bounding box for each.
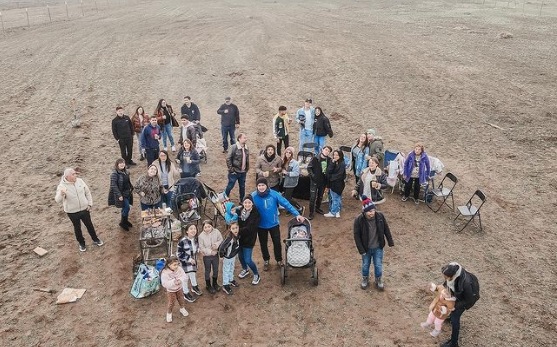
[282,218,318,285]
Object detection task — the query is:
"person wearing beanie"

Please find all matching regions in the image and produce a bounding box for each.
[439,262,480,347]
[251,177,305,271]
[366,128,385,165]
[353,195,394,290]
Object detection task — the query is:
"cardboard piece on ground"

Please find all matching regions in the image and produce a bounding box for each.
[33,247,48,256]
[56,288,86,304]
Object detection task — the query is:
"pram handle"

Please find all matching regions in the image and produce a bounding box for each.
[284,238,312,243]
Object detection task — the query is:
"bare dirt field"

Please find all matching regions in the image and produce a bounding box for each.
[0,0,556,346]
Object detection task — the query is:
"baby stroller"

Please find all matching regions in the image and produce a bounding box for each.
[172,177,206,234]
[281,218,318,286]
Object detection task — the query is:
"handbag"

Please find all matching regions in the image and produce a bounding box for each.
[171,115,179,127]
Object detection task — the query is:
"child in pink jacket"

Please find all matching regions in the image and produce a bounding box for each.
[160,256,190,323]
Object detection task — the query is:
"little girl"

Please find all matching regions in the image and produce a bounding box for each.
[421,283,456,337]
[160,256,189,323]
[198,220,223,294]
[219,222,240,295]
[177,224,201,301]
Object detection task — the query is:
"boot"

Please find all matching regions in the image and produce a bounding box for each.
[124,215,133,228]
[360,276,369,290]
[206,279,216,294]
[119,217,130,231]
[212,277,221,292]
[375,277,384,291]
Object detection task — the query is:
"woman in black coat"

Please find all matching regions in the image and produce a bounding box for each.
[108,158,134,231]
[236,195,261,285]
[325,150,346,218]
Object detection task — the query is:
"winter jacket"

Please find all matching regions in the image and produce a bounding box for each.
[296,107,315,131]
[308,154,331,187]
[156,105,175,126]
[368,138,384,164]
[217,103,240,127]
[177,236,198,273]
[327,159,346,195]
[430,285,456,320]
[181,102,201,122]
[131,113,150,134]
[237,206,261,248]
[55,177,93,213]
[176,148,200,177]
[219,234,240,259]
[134,174,163,205]
[273,113,290,139]
[140,124,161,150]
[354,167,388,201]
[313,114,333,137]
[251,188,299,229]
[198,228,224,257]
[444,268,480,311]
[161,267,187,293]
[226,143,249,173]
[282,159,300,189]
[353,212,394,254]
[112,115,134,141]
[108,169,133,208]
[178,124,197,147]
[255,154,283,188]
[151,160,181,188]
[403,151,431,185]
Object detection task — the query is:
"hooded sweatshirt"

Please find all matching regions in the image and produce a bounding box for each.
[55,177,93,213]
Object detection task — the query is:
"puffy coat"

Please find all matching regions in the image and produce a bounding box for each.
[108,169,134,208]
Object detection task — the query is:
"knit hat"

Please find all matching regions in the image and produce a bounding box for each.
[242,195,254,204]
[442,263,460,277]
[256,177,268,186]
[285,146,296,155]
[366,128,376,136]
[361,195,376,213]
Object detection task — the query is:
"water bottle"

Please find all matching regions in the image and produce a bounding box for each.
[162,202,167,211]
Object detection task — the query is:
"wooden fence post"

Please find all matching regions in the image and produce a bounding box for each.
[47,5,52,22]
[26,8,30,28]
[65,1,69,18]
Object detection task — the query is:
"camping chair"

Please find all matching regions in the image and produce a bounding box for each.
[453,190,486,233]
[302,142,318,155]
[384,149,404,194]
[426,172,458,213]
[339,145,352,172]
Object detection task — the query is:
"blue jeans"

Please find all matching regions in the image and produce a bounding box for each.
[221,125,236,150]
[298,129,314,151]
[162,185,174,209]
[361,247,384,278]
[329,190,342,214]
[225,171,246,202]
[140,201,161,211]
[121,197,130,217]
[161,123,175,148]
[314,135,326,155]
[222,256,236,285]
[238,246,259,275]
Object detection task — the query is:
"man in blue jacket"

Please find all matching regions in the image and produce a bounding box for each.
[251,177,304,271]
[140,116,161,165]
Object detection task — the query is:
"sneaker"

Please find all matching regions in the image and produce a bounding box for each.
[191,286,202,296]
[415,200,420,205]
[166,313,172,323]
[308,213,314,220]
[183,292,196,303]
[79,244,86,252]
[230,280,239,287]
[222,285,232,295]
[324,212,335,218]
[238,269,250,279]
[375,277,385,290]
[252,274,260,285]
[128,160,137,166]
[171,146,176,152]
[360,276,369,290]
[430,329,441,337]
[139,155,145,161]
[263,261,270,271]
[277,260,284,267]
[401,196,409,202]
[420,322,432,329]
[93,239,104,247]
[335,212,340,218]
[179,307,189,317]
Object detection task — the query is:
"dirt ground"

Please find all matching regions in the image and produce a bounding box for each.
[0,0,556,346]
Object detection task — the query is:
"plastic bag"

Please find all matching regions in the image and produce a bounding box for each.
[130,263,161,299]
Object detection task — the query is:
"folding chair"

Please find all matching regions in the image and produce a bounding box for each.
[339,145,352,172]
[384,150,404,194]
[302,142,318,155]
[453,190,486,232]
[427,172,458,213]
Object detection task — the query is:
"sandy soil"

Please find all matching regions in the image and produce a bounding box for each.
[0,0,556,346]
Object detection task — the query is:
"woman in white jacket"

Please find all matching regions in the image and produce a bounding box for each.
[54,168,103,252]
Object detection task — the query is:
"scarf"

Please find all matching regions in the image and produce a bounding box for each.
[446,262,462,293]
[264,151,276,162]
[362,167,383,198]
[240,208,252,221]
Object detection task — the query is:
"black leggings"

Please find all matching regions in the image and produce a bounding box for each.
[404,177,421,200]
[67,210,99,246]
[258,225,282,262]
[283,187,302,211]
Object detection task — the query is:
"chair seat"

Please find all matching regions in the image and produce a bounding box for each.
[457,205,478,216]
[433,187,452,197]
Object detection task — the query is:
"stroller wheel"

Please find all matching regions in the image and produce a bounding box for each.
[311,264,318,286]
[280,265,286,285]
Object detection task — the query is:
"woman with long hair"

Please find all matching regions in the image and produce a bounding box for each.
[151,150,181,209]
[131,106,150,161]
[351,133,369,184]
[280,146,304,214]
[155,99,177,152]
[135,164,163,211]
[324,150,346,218]
[176,139,200,178]
[108,158,134,230]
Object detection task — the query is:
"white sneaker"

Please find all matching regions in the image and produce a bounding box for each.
[335,212,340,218]
[179,308,189,317]
[430,329,441,337]
[171,146,176,152]
[252,274,260,285]
[166,313,172,323]
[324,212,335,218]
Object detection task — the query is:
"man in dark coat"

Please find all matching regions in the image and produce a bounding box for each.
[112,106,136,166]
[353,196,394,290]
[217,96,240,153]
[307,146,332,220]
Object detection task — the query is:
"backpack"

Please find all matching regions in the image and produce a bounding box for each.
[467,271,480,308]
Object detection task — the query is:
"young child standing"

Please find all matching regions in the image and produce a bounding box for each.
[177,224,201,302]
[160,256,189,323]
[421,283,456,337]
[198,220,223,294]
[219,222,241,295]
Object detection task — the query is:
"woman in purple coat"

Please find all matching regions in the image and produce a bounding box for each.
[402,143,430,204]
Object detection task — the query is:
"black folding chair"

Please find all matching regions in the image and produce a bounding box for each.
[453,190,486,232]
[302,142,317,154]
[339,145,352,172]
[427,172,458,213]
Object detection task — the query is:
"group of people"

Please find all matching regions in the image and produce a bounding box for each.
[54,96,477,346]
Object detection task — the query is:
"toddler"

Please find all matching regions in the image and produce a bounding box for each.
[421,283,456,337]
[160,256,189,323]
